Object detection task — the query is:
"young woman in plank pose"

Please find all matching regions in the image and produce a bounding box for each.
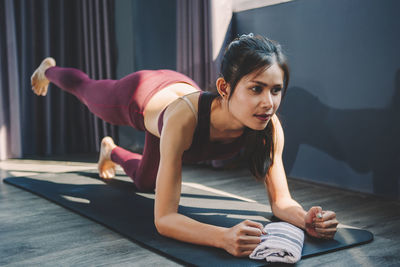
[31,34,338,257]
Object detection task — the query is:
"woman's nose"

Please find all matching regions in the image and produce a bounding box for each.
[260,92,273,109]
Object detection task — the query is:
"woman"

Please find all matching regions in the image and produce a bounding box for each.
[31,34,338,257]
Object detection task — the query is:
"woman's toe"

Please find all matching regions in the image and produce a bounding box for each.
[107,169,114,178]
[41,86,48,96]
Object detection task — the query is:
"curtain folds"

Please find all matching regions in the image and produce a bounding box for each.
[176,0,233,92]
[0,0,23,160]
[176,0,214,91]
[0,0,118,160]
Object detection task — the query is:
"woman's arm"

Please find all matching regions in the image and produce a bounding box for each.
[265,115,338,239]
[154,100,264,256]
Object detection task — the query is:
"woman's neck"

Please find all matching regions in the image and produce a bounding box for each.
[209,97,244,141]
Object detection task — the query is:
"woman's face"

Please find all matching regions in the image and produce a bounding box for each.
[227,63,284,131]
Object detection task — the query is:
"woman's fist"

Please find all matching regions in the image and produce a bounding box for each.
[222,220,265,257]
[305,206,338,239]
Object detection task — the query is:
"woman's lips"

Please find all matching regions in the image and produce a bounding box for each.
[254,114,271,121]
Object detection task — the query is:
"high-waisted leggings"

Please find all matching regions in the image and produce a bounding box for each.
[45,66,199,192]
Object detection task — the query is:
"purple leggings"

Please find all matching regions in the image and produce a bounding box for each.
[45,66,199,192]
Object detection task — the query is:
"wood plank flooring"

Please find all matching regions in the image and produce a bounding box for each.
[1,158,399,266]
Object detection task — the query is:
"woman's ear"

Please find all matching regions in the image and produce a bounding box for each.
[216,77,231,98]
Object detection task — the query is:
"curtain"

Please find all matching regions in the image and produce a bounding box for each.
[176,0,214,91]
[176,0,233,92]
[0,0,117,160]
[0,0,22,160]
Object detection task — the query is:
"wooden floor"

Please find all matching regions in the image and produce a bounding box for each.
[1,157,399,266]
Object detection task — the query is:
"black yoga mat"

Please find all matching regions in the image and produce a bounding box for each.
[4,171,373,266]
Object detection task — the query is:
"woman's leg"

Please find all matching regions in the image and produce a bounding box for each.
[31,57,133,126]
[32,58,160,190]
[104,132,160,192]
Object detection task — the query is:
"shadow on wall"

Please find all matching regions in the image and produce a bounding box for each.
[281,70,400,198]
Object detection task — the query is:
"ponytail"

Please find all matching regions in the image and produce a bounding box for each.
[244,120,275,179]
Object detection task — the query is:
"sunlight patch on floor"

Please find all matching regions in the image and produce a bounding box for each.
[8,171,40,177]
[0,161,97,173]
[183,182,256,202]
[61,195,91,204]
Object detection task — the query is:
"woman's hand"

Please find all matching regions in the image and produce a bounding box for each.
[305,206,338,239]
[222,220,265,257]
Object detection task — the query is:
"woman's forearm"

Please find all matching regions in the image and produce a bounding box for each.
[271,198,307,230]
[155,212,227,248]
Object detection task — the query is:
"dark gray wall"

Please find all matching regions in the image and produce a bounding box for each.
[235,0,400,199]
[115,0,177,152]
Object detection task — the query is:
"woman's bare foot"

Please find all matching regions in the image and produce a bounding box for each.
[98,136,117,179]
[31,57,56,96]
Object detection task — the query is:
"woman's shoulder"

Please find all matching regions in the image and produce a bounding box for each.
[271,114,285,153]
[160,96,200,152]
[163,92,201,132]
[165,91,201,117]
[162,90,218,135]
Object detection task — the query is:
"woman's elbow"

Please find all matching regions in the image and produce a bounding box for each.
[154,215,172,236]
[154,216,166,235]
[270,199,288,215]
[271,203,279,216]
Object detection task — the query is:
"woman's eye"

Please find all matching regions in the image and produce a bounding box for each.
[272,87,282,94]
[251,86,262,93]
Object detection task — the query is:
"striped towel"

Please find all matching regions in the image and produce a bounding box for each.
[249,222,304,263]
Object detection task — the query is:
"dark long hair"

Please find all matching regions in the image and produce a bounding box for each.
[220,34,290,180]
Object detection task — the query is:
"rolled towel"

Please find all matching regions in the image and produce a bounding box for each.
[249,222,304,264]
